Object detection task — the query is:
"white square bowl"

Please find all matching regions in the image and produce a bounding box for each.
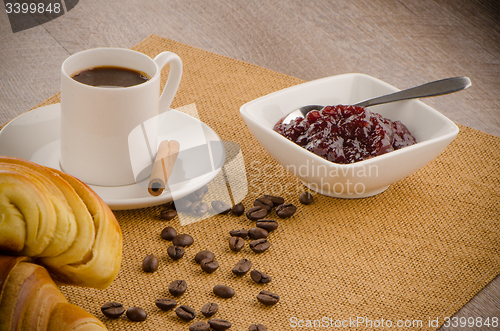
[240,73,459,198]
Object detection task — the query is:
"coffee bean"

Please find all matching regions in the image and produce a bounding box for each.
[246,206,268,221]
[190,201,209,216]
[142,254,159,272]
[232,258,252,276]
[126,306,147,321]
[101,302,124,318]
[229,236,245,252]
[174,198,192,212]
[249,323,268,331]
[263,195,284,206]
[201,302,219,317]
[201,184,209,193]
[172,234,194,247]
[189,321,210,331]
[155,298,177,311]
[248,227,268,239]
[200,258,219,273]
[255,219,278,232]
[299,192,314,205]
[250,270,271,284]
[160,208,177,221]
[256,290,279,305]
[208,319,232,330]
[175,305,196,321]
[249,239,270,253]
[168,280,187,297]
[161,226,177,240]
[254,197,273,211]
[186,188,205,202]
[229,229,248,238]
[231,202,245,216]
[213,285,235,298]
[167,245,185,260]
[276,203,297,218]
[195,250,215,264]
[211,200,231,214]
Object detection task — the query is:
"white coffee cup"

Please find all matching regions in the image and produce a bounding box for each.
[60,48,182,186]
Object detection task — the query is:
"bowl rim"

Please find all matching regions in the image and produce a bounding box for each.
[239,73,460,168]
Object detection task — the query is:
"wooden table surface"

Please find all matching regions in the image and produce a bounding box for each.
[0,0,499,329]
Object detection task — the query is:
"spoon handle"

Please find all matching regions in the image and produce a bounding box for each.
[354,76,471,108]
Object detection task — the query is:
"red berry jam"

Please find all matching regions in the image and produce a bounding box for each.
[273,105,417,164]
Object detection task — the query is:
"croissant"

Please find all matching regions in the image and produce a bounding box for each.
[0,254,107,331]
[0,156,122,289]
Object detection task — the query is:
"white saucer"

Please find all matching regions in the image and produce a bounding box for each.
[0,104,224,210]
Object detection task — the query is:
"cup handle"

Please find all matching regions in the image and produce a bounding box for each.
[154,52,183,112]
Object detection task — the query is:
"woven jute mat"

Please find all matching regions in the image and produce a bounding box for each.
[24,35,500,330]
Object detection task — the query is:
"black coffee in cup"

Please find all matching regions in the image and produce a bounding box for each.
[71,66,150,87]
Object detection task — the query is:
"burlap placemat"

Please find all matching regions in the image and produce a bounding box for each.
[20,35,500,330]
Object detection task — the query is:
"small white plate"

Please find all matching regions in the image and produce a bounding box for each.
[0,104,224,210]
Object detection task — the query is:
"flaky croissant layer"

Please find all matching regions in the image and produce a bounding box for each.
[0,156,122,289]
[0,255,108,331]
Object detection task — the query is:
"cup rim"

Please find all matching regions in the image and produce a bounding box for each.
[61,47,160,90]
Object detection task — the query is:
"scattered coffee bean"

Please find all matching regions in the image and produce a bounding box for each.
[249,323,268,331]
[200,258,219,273]
[101,302,124,319]
[126,306,147,321]
[201,302,219,317]
[229,236,245,252]
[211,200,231,214]
[255,219,278,232]
[249,239,270,253]
[248,227,268,239]
[175,305,196,321]
[190,201,209,216]
[172,234,194,247]
[254,197,273,211]
[200,185,209,194]
[208,318,232,330]
[174,198,192,212]
[195,250,215,264]
[213,285,235,298]
[246,206,268,221]
[155,298,177,311]
[232,258,252,276]
[276,203,297,218]
[256,290,279,305]
[168,279,187,296]
[231,202,245,216]
[160,208,177,221]
[167,245,185,260]
[186,188,205,202]
[142,254,159,272]
[189,321,210,331]
[250,270,271,284]
[161,226,177,240]
[263,194,284,206]
[229,229,248,238]
[299,191,314,204]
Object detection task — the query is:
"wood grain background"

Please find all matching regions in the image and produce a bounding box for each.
[0,0,499,329]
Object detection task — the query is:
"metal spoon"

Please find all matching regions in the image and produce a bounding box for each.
[282,76,471,124]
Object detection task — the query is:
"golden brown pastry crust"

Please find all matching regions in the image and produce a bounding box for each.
[0,156,122,289]
[0,255,107,331]
[48,303,107,331]
[46,168,122,289]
